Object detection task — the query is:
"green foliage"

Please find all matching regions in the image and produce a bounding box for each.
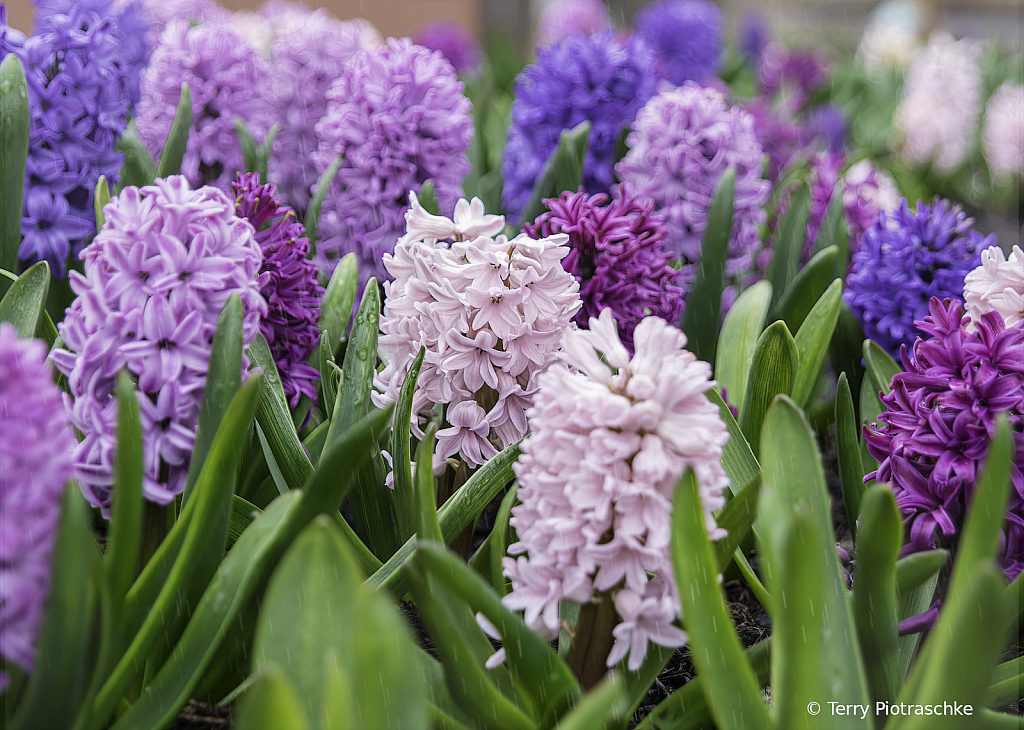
[715,280,772,415]
[0,53,30,274]
[517,121,590,227]
[305,155,343,246]
[155,84,193,180]
[0,260,50,337]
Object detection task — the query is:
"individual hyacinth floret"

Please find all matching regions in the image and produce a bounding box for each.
[616,82,770,285]
[233,173,323,408]
[502,31,656,220]
[982,82,1024,182]
[313,37,473,288]
[845,198,989,358]
[635,0,723,86]
[0,324,77,689]
[524,187,683,351]
[136,18,273,189]
[864,298,1023,581]
[266,10,381,211]
[372,193,581,474]
[535,0,611,48]
[963,245,1024,330]
[52,176,266,513]
[502,309,730,670]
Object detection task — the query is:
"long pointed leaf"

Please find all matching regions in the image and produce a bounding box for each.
[774,247,839,334]
[835,372,866,538]
[392,347,426,541]
[0,261,50,337]
[94,176,110,231]
[317,252,358,355]
[791,278,842,406]
[517,121,590,226]
[305,155,343,246]
[0,53,30,274]
[154,83,192,179]
[716,281,772,415]
[115,123,156,191]
[767,183,810,310]
[106,374,144,622]
[738,321,798,456]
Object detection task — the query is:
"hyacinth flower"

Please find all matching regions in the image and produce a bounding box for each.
[312,38,472,288]
[864,298,1024,581]
[413,20,480,76]
[737,10,769,68]
[523,187,683,351]
[845,198,989,358]
[982,82,1024,182]
[502,30,656,220]
[616,82,770,287]
[52,176,266,514]
[265,9,381,211]
[534,0,611,47]
[0,324,78,690]
[502,309,730,679]
[233,173,322,408]
[635,0,724,86]
[8,0,149,276]
[372,192,581,476]
[964,244,1024,330]
[136,17,273,190]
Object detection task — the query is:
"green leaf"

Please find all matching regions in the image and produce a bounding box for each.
[852,486,902,707]
[706,388,759,495]
[757,396,871,723]
[829,303,866,418]
[305,155,343,245]
[255,422,289,496]
[713,475,761,571]
[670,471,770,730]
[115,123,157,191]
[256,124,280,181]
[0,260,50,338]
[233,116,259,174]
[895,550,948,596]
[738,321,798,456]
[228,495,260,549]
[487,482,519,595]
[715,280,772,417]
[154,83,192,179]
[234,667,310,730]
[0,53,30,274]
[835,373,866,539]
[105,374,144,623]
[767,183,810,310]
[863,339,901,396]
[414,424,443,544]
[773,247,839,334]
[551,674,626,730]
[791,278,842,406]
[810,188,846,264]
[318,252,358,355]
[518,121,590,226]
[987,660,1023,709]
[94,176,110,231]
[418,180,440,216]
[12,487,103,730]
[681,167,735,368]
[392,347,426,542]
[183,294,243,506]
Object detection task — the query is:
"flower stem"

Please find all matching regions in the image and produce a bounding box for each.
[565,593,618,690]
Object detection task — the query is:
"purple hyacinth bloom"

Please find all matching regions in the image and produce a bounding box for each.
[635,0,723,86]
[233,173,322,408]
[0,6,25,56]
[757,45,830,112]
[745,97,805,182]
[616,82,770,288]
[738,11,769,67]
[312,38,473,288]
[266,10,380,212]
[137,18,273,190]
[524,187,683,351]
[414,20,480,76]
[52,176,266,513]
[502,31,657,220]
[801,150,845,259]
[845,198,990,358]
[864,298,1024,581]
[813,104,847,153]
[535,0,611,47]
[0,324,77,688]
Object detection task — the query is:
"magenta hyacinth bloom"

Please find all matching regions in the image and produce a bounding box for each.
[233,173,322,408]
[502,31,657,220]
[864,298,1024,580]
[0,325,77,688]
[312,38,473,288]
[137,18,273,190]
[635,0,724,86]
[52,176,266,514]
[616,83,770,287]
[524,187,683,351]
[845,198,989,358]
[413,20,480,76]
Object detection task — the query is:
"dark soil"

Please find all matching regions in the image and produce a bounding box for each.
[166,700,231,729]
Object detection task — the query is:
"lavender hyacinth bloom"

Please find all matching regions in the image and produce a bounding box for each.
[738,11,769,66]
[813,104,847,153]
[535,0,611,47]
[864,298,1024,580]
[137,18,273,189]
[524,187,683,351]
[52,176,266,513]
[845,198,989,358]
[0,324,77,688]
[313,38,473,286]
[635,0,723,86]
[0,6,24,56]
[414,20,480,75]
[266,10,380,211]
[233,173,322,408]
[616,82,770,285]
[502,31,656,219]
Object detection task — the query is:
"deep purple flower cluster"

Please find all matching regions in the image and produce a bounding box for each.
[9,0,150,276]
[745,97,805,182]
[524,187,683,351]
[52,176,266,513]
[0,324,77,688]
[413,20,480,76]
[233,173,322,408]
[635,0,723,86]
[502,31,657,219]
[864,298,1024,580]
[737,11,769,67]
[312,38,472,287]
[757,45,830,110]
[137,18,273,189]
[845,199,990,357]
